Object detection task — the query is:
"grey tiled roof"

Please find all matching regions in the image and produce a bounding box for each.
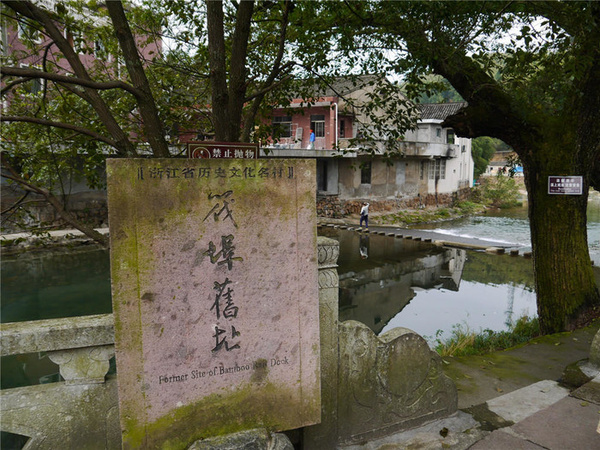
[418,102,468,120]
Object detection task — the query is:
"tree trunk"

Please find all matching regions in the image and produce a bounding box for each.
[206,0,254,142]
[106,1,170,157]
[206,0,229,141]
[523,140,599,334]
[227,0,254,141]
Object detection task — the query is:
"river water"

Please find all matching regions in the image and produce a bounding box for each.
[410,197,600,266]
[2,196,599,387]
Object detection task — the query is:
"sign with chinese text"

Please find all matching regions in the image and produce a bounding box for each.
[188,141,259,159]
[548,176,583,195]
[107,158,319,449]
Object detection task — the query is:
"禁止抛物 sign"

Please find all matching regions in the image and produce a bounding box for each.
[188,141,259,159]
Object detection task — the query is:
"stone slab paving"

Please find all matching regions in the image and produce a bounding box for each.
[486,380,570,424]
[571,374,600,404]
[340,411,485,450]
[469,429,546,449]
[470,379,600,450]
[509,395,600,449]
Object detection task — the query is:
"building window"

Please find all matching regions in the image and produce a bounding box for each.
[436,128,442,138]
[429,159,446,180]
[361,162,372,184]
[272,115,292,138]
[311,114,325,138]
[447,130,455,144]
[339,119,345,138]
[95,40,107,59]
[461,145,466,153]
[317,160,328,191]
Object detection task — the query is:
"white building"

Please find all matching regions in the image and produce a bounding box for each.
[264,78,473,207]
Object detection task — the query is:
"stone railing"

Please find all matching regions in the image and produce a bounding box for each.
[0,238,341,449]
[0,314,120,449]
[306,237,458,447]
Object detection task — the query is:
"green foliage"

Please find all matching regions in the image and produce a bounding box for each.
[434,315,540,357]
[471,137,512,179]
[416,75,464,104]
[376,202,487,227]
[472,176,521,209]
[454,201,481,214]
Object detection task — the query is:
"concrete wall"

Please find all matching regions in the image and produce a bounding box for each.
[336,156,470,201]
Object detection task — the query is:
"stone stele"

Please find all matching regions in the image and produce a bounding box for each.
[107,158,320,449]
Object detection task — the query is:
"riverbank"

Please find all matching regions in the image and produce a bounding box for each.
[0,228,109,256]
[366,201,489,229]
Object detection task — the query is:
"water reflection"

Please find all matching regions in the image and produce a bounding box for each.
[1,248,112,323]
[1,248,113,390]
[320,228,538,341]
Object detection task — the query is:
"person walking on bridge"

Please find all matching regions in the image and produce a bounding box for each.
[360,202,369,231]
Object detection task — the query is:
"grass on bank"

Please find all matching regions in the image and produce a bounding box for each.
[432,315,540,357]
[375,201,487,227]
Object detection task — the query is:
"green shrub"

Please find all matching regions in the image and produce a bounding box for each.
[434,315,540,356]
[475,175,521,208]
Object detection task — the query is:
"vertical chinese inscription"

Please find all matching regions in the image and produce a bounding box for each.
[203,191,243,352]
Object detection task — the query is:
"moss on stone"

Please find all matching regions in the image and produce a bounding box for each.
[123,381,316,449]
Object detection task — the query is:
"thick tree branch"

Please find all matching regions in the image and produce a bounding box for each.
[1,191,30,216]
[1,115,118,147]
[3,0,138,156]
[262,0,291,90]
[1,66,140,96]
[206,0,230,141]
[400,26,541,151]
[0,76,32,93]
[244,70,293,102]
[227,0,253,141]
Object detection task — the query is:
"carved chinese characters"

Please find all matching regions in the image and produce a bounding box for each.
[107,158,319,449]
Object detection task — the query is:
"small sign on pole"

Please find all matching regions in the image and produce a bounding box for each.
[548,176,583,195]
[188,141,259,159]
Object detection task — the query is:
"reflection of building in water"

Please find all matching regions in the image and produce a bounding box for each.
[325,230,466,335]
[439,247,466,291]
